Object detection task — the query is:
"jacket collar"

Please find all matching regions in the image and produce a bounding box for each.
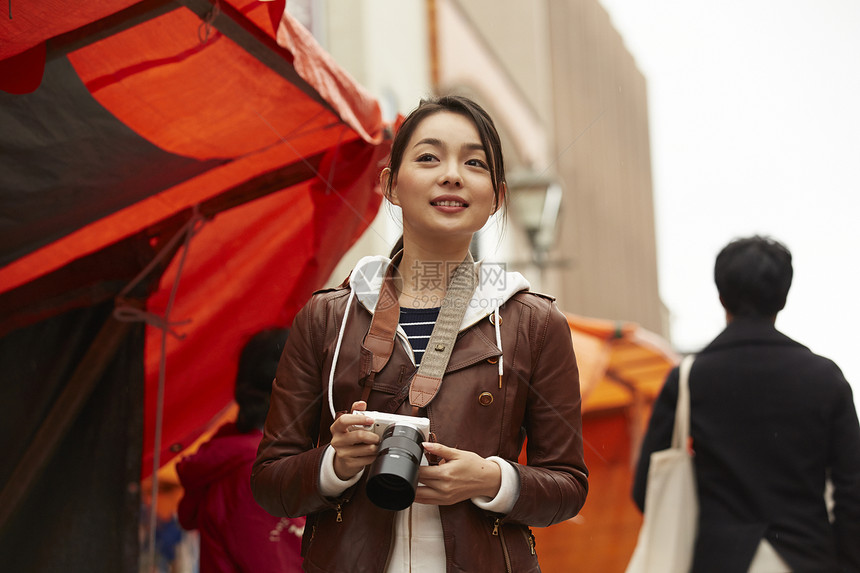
[701,317,807,354]
[348,255,531,331]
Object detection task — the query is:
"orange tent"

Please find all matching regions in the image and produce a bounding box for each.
[0,2,389,570]
[535,313,679,573]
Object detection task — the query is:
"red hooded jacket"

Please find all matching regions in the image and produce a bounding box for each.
[177,422,304,572]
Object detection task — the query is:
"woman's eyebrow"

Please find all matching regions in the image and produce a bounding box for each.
[412,138,485,153]
[413,137,443,148]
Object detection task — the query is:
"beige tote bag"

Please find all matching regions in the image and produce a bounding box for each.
[626,354,698,573]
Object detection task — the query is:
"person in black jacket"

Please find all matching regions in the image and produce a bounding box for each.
[633,235,860,572]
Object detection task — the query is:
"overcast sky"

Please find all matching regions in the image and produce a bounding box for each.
[597,0,860,409]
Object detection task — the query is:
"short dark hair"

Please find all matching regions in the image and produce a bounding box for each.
[714,235,793,318]
[234,328,289,433]
[384,95,507,213]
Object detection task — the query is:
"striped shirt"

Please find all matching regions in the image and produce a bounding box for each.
[399,307,440,365]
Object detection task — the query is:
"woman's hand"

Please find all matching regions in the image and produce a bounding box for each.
[329,401,379,481]
[414,442,502,505]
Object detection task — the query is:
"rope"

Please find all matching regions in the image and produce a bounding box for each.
[198,0,221,44]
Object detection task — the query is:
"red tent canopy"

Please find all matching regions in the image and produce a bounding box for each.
[0,6,389,559]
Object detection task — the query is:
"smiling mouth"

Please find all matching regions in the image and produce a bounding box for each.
[431,200,468,207]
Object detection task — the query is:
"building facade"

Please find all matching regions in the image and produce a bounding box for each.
[298,0,668,337]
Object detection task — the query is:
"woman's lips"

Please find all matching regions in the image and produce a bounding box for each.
[431,199,468,213]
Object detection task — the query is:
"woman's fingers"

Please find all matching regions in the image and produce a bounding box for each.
[333,443,378,465]
[415,444,502,504]
[331,434,378,480]
[332,400,373,433]
[421,441,458,462]
[329,401,379,480]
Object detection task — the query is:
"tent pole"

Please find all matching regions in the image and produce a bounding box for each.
[0,314,133,534]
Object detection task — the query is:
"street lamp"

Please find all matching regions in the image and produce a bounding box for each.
[507,173,563,269]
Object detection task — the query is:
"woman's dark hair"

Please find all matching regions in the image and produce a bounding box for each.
[383,95,507,213]
[714,235,793,318]
[388,235,404,259]
[234,328,289,433]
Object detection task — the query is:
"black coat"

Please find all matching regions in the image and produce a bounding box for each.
[633,318,860,573]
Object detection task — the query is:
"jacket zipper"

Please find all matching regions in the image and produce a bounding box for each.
[335,493,352,523]
[522,527,536,555]
[492,518,512,573]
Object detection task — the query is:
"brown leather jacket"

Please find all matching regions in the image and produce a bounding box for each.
[252,268,588,572]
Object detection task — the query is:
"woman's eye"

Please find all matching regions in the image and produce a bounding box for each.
[466,159,489,169]
[416,153,437,162]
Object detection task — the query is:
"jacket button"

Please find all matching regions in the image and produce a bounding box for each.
[478,392,494,406]
[487,357,498,364]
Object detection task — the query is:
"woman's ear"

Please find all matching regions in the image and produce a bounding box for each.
[493,182,507,214]
[380,167,399,205]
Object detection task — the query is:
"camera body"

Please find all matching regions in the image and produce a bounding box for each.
[353,410,431,511]
[353,410,430,441]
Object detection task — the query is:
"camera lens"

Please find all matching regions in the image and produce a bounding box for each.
[365,424,425,511]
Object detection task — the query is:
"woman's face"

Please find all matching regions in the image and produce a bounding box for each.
[386,111,500,249]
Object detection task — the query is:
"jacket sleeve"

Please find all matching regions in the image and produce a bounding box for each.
[506,301,589,526]
[175,479,201,531]
[631,366,679,511]
[827,365,860,570]
[251,296,335,518]
[175,441,217,530]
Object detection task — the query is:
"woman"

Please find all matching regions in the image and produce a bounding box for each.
[252,95,588,572]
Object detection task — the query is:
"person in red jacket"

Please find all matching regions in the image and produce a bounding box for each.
[177,328,304,572]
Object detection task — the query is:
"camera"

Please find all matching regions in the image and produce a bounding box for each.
[352,410,430,511]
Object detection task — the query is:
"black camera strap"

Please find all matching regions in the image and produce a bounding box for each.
[361,251,477,415]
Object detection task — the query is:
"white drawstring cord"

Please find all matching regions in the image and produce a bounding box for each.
[328,287,355,419]
[494,307,503,388]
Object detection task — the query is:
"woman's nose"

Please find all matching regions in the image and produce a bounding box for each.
[439,164,463,187]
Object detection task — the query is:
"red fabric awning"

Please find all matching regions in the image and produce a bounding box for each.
[0,0,390,476]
